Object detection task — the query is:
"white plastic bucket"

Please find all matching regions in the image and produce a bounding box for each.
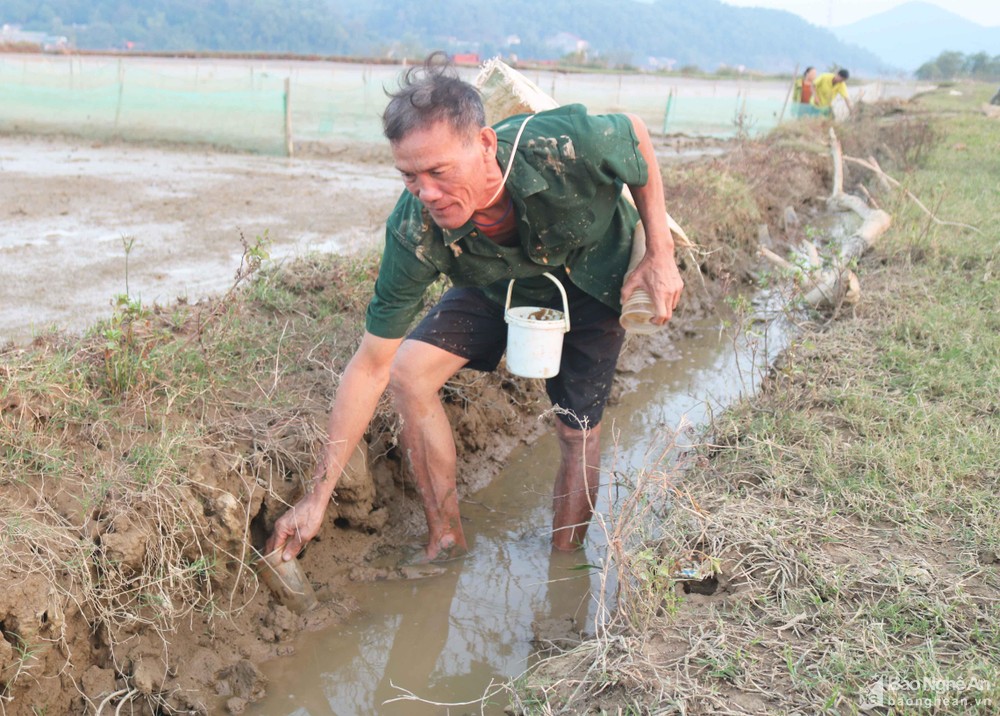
[504,272,571,379]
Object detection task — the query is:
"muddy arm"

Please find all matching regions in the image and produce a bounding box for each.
[621,113,684,324]
[267,331,402,560]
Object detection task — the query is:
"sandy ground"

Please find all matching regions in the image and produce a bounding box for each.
[0,135,401,345]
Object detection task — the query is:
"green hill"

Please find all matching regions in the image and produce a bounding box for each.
[3,0,888,73]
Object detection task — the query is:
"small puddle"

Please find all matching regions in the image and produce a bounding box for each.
[249,294,791,715]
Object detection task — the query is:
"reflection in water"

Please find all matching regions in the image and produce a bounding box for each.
[250,305,790,715]
[257,512,601,715]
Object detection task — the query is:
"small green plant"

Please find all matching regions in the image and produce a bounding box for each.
[625,545,684,625]
[697,651,744,682]
[124,444,166,488]
[185,230,272,344]
[732,97,758,143]
[98,293,154,396]
[2,632,42,689]
[121,234,136,297]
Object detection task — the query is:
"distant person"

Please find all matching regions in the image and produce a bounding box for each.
[991,87,1000,106]
[794,66,816,105]
[813,69,854,116]
[792,66,822,118]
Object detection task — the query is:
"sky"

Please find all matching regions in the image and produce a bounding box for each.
[719,0,1000,27]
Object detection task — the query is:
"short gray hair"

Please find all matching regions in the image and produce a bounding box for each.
[382,51,486,144]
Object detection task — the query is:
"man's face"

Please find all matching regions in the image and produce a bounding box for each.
[391,120,496,230]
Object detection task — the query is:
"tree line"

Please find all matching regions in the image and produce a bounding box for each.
[915,51,1000,82]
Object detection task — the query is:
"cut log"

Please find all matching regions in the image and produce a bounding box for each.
[761,128,891,309]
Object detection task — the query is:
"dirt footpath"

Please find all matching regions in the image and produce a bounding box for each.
[0,135,401,345]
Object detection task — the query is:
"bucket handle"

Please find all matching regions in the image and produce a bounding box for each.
[504,272,571,333]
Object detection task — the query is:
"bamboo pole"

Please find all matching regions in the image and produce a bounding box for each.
[777,63,799,124]
[284,77,294,158]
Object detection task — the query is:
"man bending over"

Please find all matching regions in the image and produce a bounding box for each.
[267,53,684,564]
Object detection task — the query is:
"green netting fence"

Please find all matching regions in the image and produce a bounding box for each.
[0,55,293,154]
[520,69,789,137]
[1,55,908,154]
[0,56,420,154]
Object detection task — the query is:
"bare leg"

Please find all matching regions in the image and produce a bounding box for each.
[389,340,470,561]
[551,421,602,551]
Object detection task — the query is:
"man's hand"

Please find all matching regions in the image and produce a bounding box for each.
[263,331,403,562]
[621,113,685,325]
[265,493,329,562]
[621,250,684,325]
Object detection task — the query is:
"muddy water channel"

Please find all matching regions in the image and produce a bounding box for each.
[248,299,791,716]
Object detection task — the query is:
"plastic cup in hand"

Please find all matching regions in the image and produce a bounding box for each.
[619,289,661,335]
[259,549,318,614]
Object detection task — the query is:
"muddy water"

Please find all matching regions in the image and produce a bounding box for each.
[248,299,790,715]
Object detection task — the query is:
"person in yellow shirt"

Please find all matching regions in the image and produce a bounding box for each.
[813,69,853,116]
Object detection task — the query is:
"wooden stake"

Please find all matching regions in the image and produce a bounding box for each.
[778,63,799,125]
[114,58,125,131]
[284,77,294,158]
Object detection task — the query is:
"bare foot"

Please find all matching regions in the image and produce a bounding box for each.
[400,541,468,566]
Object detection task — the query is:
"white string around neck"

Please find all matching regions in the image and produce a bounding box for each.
[483,114,534,208]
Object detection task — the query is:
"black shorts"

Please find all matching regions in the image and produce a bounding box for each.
[407,283,625,430]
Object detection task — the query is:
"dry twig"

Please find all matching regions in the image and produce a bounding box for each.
[843,155,982,234]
